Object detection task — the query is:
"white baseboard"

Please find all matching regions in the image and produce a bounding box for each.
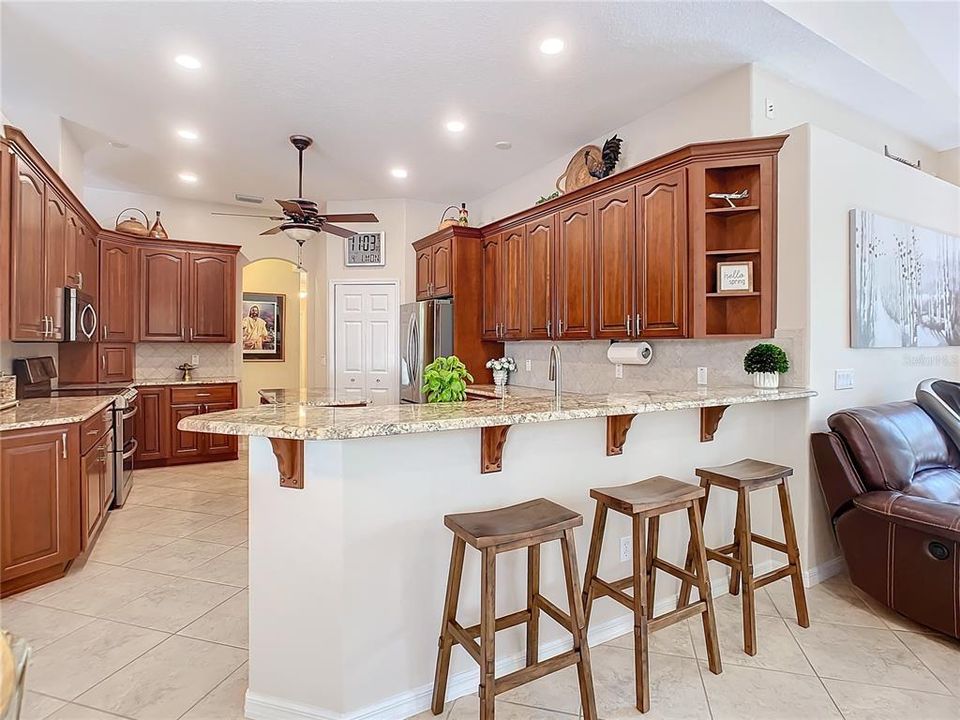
[248,556,850,720]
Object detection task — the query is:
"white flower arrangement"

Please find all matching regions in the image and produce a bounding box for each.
[485,356,517,373]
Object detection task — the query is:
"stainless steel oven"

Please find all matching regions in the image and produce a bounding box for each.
[113,386,139,507]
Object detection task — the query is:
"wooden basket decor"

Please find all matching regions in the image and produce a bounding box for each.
[555,144,602,194]
[438,205,460,230]
[114,207,150,236]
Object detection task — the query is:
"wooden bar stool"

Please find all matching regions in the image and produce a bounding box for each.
[431,498,597,720]
[678,459,810,656]
[581,476,721,713]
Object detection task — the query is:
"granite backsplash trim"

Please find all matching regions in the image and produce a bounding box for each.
[135,342,238,382]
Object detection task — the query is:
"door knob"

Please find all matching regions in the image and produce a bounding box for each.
[350,378,356,382]
[376,379,381,383]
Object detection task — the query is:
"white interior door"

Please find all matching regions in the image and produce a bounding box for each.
[334,283,398,404]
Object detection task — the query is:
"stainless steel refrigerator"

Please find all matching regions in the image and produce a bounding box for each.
[400,299,453,403]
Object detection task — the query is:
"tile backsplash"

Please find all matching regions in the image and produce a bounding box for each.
[136,342,238,381]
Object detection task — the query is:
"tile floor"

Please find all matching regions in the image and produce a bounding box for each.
[3,447,959,720]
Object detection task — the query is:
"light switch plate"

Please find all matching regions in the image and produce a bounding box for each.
[191,354,200,366]
[619,536,632,562]
[615,363,623,379]
[835,369,854,390]
[525,359,532,372]
[697,367,708,385]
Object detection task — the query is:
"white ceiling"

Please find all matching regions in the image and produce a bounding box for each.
[2,1,957,207]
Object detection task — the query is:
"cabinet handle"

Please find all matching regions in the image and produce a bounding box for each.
[546,319,552,337]
[626,314,632,335]
[190,327,194,340]
[61,432,67,459]
[196,392,211,397]
[558,318,564,336]
[635,313,641,336]
[101,354,106,370]
[77,271,83,290]
[101,324,107,340]
[86,429,99,436]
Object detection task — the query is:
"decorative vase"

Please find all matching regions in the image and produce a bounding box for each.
[149,210,168,239]
[753,372,779,389]
[492,369,508,387]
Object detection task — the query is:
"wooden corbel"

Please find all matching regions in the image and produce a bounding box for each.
[699,405,729,442]
[606,414,637,455]
[269,438,305,488]
[481,425,511,474]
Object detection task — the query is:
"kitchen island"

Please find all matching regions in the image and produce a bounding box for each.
[179,384,815,719]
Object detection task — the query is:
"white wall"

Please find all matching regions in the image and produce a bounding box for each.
[939,147,960,186]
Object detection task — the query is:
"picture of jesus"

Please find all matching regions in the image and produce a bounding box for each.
[242,293,285,361]
[242,305,271,350]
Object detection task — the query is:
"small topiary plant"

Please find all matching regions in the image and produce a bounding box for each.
[743,343,790,374]
[422,355,474,403]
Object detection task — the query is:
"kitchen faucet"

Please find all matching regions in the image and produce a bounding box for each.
[548,344,562,399]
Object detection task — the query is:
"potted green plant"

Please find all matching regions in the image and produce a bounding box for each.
[743,343,789,389]
[421,355,474,403]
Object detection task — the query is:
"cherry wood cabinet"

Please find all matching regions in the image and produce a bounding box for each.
[170,405,203,459]
[188,250,236,342]
[524,217,555,340]
[0,425,80,597]
[556,201,594,339]
[134,386,170,463]
[140,247,188,341]
[203,401,240,457]
[43,190,67,341]
[9,152,46,340]
[99,236,138,342]
[500,227,525,339]
[80,427,113,550]
[65,209,97,298]
[594,186,636,338]
[415,247,432,300]
[415,237,454,300]
[480,233,502,341]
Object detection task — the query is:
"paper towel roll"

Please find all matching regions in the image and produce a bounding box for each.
[606,342,653,365]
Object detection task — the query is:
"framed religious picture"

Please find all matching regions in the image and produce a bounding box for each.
[241,292,285,361]
[716,261,754,294]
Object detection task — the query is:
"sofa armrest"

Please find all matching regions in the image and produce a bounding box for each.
[853,492,960,543]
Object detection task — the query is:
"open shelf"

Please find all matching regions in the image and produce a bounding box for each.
[704,205,759,215]
[705,248,760,256]
[705,294,762,335]
[706,291,760,298]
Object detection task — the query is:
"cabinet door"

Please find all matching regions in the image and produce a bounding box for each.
[0,427,78,582]
[65,210,82,289]
[134,387,169,462]
[594,187,635,338]
[170,405,203,458]
[480,234,502,340]
[202,402,239,457]
[101,431,115,514]
[80,443,104,549]
[501,227,525,339]
[636,170,687,337]
[188,251,236,342]
[415,248,433,300]
[43,191,67,340]
[100,238,138,341]
[140,248,188,341]
[10,155,46,340]
[525,217,555,340]
[431,239,453,298]
[99,343,134,383]
[78,224,99,301]
[557,201,594,339]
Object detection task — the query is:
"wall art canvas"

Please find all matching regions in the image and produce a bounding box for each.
[242,292,285,361]
[851,209,960,348]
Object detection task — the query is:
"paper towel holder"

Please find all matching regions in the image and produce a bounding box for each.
[606,341,653,365]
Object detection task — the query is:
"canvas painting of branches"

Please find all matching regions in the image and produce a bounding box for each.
[851,209,960,348]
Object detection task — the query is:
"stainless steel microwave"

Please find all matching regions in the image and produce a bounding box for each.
[63,287,98,342]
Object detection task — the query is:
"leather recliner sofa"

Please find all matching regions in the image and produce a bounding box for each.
[811,401,960,638]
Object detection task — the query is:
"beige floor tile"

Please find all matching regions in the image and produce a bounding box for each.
[130,486,246,517]
[136,509,224,538]
[604,618,695,658]
[766,574,884,628]
[181,662,248,720]
[19,691,67,720]
[179,589,248,648]
[110,578,241,632]
[710,585,780,619]
[0,600,95,651]
[46,704,134,719]
[895,630,960,696]
[27,619,167,700]
[186,514,248,546]
[13,561,112,604]
[789,621,949,694]
[76,635,247,720]
[35,566,170,617]
[823,677,960,720]
[182,546,248,587]
[445,695,576,718]
[144,472,247,497]
[691,610,814,675]
[701,662,841,719]
[102,506,179,533]
[124,539,233,575]
[86,529,175,566]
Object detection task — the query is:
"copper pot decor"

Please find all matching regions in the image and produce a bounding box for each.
[114,208,150,236]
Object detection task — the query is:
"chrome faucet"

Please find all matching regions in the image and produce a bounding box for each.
[548,344,562,399]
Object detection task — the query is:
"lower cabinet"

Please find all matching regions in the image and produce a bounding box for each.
[0,425,80,597]
[80,428,113,550]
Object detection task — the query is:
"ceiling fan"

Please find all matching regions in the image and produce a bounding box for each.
[211,135,378,245]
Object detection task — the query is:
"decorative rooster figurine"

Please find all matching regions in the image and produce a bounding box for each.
[586,135,623,180]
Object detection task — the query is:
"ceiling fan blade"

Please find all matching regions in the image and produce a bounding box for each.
[260,225,284,235]
[322,213,379,223]
[211,212,285,220]
[321,223,357,239]
[275,199,303,215]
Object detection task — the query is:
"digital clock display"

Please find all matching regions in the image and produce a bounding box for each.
[344,232,384,267]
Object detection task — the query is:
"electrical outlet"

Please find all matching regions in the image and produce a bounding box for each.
[191,354,200,366]
[619,536,632,562]
[525,359,532,372]
[615,363,623,379]
[697,367,708,385]
[835,369,854,390]
[764,96,776,119]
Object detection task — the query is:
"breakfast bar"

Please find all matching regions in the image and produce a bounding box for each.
[179,385,814,718]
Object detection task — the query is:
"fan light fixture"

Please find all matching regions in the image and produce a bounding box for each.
[281,223,320,245]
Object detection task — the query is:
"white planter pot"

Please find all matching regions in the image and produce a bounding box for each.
[492,369,509,387]
[753,372,780,389]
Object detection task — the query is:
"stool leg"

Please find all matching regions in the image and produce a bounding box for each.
[728,501,743,596]
[688,500,722,675]
[645,516,660,620]
[561,528,598,720]
[736,489,758,656]
[678,480,710,608]
[777,479,810,628]
[479,547,497,720]
[632,514,650,713]
[526,544,541,666]
[432,536,466,715]
[582,503,607,629]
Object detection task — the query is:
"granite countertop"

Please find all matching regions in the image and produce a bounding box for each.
[465,384,563,400]
[135,377,240,386]
[258,388,371,407]
[0,395,118,432]
[178,385,817,441]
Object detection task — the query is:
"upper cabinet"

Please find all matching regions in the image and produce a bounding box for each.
[188,250,236,342]
[140,247,188,342]
[524,217,554,340]
[99,236,138,342]
[500,227,525,340]
[415,237,453,300]
[480,233,502,340]
[8,152,47,340]
[594,186,635,339]
[556,201,594,339]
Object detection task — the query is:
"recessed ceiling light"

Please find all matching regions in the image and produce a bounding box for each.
[445,120,466,133]
[176,128,200,141]
[539,37,565,55]
[178,171,199,184]
[174,54,202,70]
[494,141,512,150]
[390,167,408,179]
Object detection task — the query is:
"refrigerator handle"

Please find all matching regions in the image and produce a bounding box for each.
[410,315,420,383]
